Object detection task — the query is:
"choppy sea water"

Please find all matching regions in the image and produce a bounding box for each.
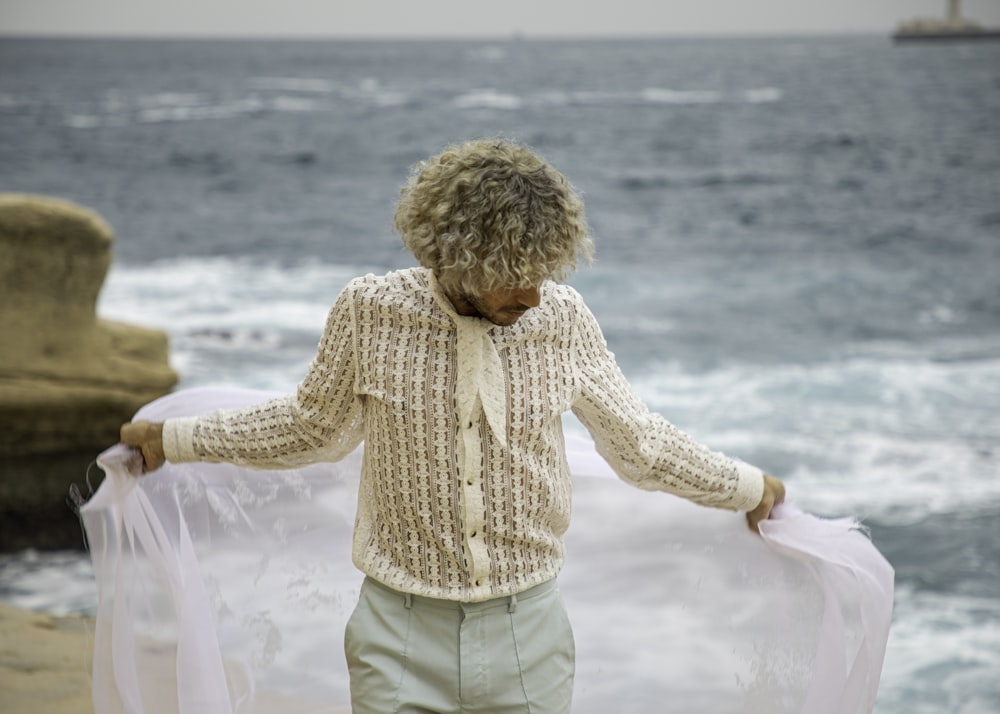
[1,35,999,712]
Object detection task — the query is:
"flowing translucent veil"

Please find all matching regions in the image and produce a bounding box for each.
[81,387,894,713]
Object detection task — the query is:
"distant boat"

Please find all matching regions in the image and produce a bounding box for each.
[893,0,1000,41]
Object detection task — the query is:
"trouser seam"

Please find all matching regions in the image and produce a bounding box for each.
[507,609,532,712]
[392,591,412,714]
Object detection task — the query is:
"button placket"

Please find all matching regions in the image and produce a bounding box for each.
[453,317,498,594]
[459,406,489,590]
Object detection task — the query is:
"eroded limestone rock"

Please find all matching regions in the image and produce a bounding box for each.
[0,194,178,549]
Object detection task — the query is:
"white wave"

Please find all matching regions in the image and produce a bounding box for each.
[0,92,32,110]
[0,550,98,616]
[99,257,376,388]
[63,81,349,129]
[454,89,523,110]
[640,87,782,105]
[354,77,409,107]
[917,304,960,325]
[102,258,364,320]
[784,432,1000,522]
[508,89,623,108]
[137,96,265,123]
[250,76,407,108]
[69,80,348,127]
[878,586,1000,714]
[98,257,998,519]
[137,92,203,108]
[61,80,781,131]
[71,92,325,127]
[533,89,651,107]
[268,95,319,113]
[525,87,784,108]
[138,105,231,123]
[632,356,1000,520]
[248,77,337,93]
[466,45,509,62]
[742,87,783,103]
[641,88,724,104]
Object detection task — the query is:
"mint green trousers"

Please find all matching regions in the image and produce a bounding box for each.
[344,577,575,713]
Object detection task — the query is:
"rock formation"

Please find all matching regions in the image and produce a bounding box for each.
[0,194,178,550]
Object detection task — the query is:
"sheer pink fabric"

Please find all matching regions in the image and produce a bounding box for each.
[82,387,893,713]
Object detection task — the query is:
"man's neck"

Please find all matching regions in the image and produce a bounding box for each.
[434,272,479,318]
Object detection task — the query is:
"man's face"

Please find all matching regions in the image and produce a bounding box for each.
[457,285,542,326]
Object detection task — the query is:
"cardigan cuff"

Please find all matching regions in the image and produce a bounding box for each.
[731,461,766,512]
[162,417,200,463]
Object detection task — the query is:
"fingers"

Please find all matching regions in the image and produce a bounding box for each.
[746,504,768,534]
[119,421,144,447]
[120,421,166,473]
[746,474,785,534]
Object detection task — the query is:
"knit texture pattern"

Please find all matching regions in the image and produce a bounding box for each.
[163,267,762,601]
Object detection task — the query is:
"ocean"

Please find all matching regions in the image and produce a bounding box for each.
[1,35,999,712]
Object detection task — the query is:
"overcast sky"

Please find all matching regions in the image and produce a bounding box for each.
[3,0,1000,38]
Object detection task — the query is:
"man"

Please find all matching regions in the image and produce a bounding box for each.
[122,138,785,713]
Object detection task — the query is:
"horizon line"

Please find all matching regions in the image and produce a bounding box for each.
[0,28,895,42]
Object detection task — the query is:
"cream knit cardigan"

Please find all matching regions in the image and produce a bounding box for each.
[163,267,763,602]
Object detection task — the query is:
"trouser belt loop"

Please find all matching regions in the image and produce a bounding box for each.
[404,592,413,609]
[508,593,518,614]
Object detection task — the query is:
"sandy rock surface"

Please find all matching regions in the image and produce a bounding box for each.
[0,194,178,550]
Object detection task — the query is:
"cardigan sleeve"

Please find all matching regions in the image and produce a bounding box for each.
[569,294,763,512]
[162,282,365,468]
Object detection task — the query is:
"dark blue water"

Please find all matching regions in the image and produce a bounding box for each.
[2,35,999,712]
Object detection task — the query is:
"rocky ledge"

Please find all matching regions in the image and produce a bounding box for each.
[0,195,177,550]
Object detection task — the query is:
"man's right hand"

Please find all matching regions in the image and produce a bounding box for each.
[746,474,786,534]
[120,421,166,473]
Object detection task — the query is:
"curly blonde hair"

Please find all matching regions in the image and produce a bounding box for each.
[394,139,594,297]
